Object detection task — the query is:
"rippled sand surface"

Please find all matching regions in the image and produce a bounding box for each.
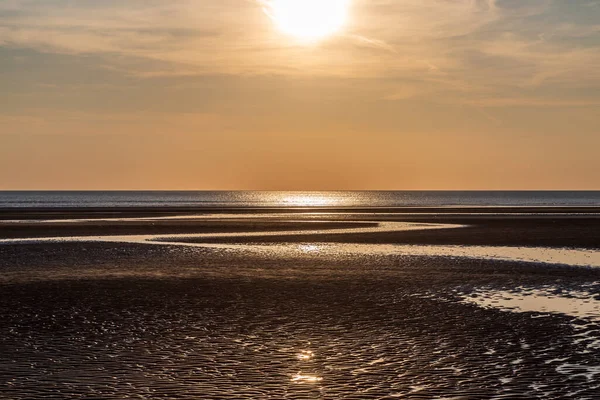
[1,213,600,398]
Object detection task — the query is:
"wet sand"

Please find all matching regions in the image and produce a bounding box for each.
[1,208,600,398]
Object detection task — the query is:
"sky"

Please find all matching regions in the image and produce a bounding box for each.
[1,0,599,190]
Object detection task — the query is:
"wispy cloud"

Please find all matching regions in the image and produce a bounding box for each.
[1,0,599,106]
[458,96,600,108]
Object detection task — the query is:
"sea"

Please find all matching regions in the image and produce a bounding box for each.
[0,191,600,208]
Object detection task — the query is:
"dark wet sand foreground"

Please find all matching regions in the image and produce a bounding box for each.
[1,208,600,398]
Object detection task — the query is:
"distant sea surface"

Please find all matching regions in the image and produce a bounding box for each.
[1,191,599,208]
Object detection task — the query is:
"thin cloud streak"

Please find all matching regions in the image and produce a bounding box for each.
[1,0,596,106]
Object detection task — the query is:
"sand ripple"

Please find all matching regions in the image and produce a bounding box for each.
[1,275,600,398]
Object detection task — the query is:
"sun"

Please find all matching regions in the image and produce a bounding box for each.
[265,0,351,42]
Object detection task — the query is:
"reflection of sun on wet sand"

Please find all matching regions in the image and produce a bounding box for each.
[291,373,323,383]
[459,284,600,383]
[2,215,600,273]
[296,350,314,360]
[462,285,600,320]
[1,208,600,398]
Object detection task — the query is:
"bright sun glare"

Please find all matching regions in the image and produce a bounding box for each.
[265,0,351,42]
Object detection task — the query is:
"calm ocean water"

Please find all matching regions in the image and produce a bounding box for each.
[0,191,599,208]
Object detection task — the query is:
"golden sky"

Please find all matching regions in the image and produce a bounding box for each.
[1,0,599,190]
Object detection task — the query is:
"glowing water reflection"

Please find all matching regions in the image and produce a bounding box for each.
[2,216,600,270]
[298,245,321,253]
[281,194,338,207]
[296,350,315,360]
[459,284,600,382]
[462,285,600,322]
[2,214,600,282]
[291,373,323,383]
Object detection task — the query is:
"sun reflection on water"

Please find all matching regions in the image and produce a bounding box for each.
[291,373,323,383]
[282,194,337,207]
[298,245,321,253]
[296,350,315,360]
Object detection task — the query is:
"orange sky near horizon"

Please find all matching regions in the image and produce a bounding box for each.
[1,0,599,190]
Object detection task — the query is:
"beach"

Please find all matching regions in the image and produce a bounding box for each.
[1,207,600,398]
